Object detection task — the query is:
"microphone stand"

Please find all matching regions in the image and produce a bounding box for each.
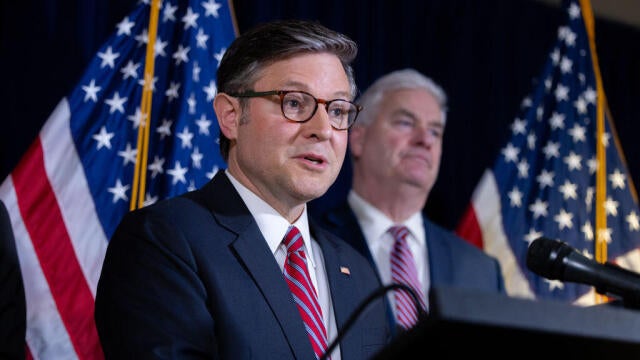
[319,283,426,360]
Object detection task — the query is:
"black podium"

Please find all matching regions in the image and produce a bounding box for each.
[374,286,640,357]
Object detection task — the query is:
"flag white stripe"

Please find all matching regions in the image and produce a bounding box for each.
[471,169,534,299]
[616,248,640,272]
[0,178,77,360]
[41,98,108,294]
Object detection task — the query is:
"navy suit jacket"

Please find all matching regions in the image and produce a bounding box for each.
[315,201,505,332]
[95,172,390,359]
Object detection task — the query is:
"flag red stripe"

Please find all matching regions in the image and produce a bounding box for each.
[12,138,103,360]
[455,203,484,249]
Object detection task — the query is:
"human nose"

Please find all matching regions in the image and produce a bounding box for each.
[304,104,333,140]
[414,125,438,148]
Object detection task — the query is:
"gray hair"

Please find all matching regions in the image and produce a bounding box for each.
[354,68,448,127]
[216,20,359,161]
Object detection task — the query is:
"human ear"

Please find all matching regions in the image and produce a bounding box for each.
[214,93,240,140]
[349,125,366,158]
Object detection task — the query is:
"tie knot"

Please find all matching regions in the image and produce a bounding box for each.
[283,225,303,252]
[389,225,409,241]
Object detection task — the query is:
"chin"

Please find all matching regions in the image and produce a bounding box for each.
[300,168,339,193]
[295,183,330,201]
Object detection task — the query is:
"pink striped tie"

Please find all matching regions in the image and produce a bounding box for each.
[389,225,426,329]
[283,226,328,359]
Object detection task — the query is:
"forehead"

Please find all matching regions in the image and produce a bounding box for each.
[379,88,444,124]
[253,53,351,98]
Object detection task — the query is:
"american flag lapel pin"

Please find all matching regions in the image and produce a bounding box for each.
[340,266,350,275]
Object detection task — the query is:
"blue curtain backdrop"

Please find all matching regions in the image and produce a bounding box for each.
[2,0,639,230]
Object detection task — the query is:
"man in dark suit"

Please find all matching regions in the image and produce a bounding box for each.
[94,19,390,359]
[0,199,26,360]
[315,68,505,335]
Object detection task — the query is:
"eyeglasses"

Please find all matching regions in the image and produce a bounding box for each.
[227,90,362,130]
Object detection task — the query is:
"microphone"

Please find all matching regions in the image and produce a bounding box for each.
[526,237,640,308]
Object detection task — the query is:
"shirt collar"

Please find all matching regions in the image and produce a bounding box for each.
[225,170,315,264]
[348,190,425,247]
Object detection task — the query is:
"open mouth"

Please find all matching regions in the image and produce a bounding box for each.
[304,155,324,165]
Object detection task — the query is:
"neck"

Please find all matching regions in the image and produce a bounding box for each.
[353,181,427,223]
[226,166,306,223]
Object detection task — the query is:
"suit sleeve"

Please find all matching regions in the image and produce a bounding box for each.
[95,205,218,359]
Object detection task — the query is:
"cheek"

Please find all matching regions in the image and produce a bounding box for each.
[430,148,443,176]
[328,130,347,153]
[433,143,443,161]
[239,125,274,159]
[386,135,408,155]
[336,133,349,153]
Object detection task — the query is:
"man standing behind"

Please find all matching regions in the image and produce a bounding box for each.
[95,19,390,359]
[316,68,504,334]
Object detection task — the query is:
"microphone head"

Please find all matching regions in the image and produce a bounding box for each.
[526,237,574,280]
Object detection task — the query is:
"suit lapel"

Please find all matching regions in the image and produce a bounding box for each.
[324,204,397,333]
[423,217,454,285]
[315,229,354,325]
[232,230,313,358]
[325,204,376,270]
[203,172,314,358]
[314,223,378,358]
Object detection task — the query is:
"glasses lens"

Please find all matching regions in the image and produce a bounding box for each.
[282,92,315,122]
[327,100,357,130]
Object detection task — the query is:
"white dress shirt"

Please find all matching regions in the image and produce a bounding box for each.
[348,190,430,312]
[226,171,341,359]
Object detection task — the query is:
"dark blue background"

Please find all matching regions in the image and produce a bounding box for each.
[2,0,639,230]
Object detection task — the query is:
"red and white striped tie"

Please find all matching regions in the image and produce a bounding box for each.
[389,225,426,329]
[283,225,328,359]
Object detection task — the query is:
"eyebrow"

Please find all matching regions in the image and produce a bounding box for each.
[279,80,352,100]
[394,108,445,127]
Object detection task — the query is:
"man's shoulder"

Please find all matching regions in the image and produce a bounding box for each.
[423,217,491,256]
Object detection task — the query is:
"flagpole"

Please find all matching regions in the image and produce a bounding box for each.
[131,0,161,210]
[580,0,608,304]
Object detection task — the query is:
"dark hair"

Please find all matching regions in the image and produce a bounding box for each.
[216,19,358,161]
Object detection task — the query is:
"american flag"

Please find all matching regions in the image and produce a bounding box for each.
[0,0,236,358]
[456,0,640,305]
